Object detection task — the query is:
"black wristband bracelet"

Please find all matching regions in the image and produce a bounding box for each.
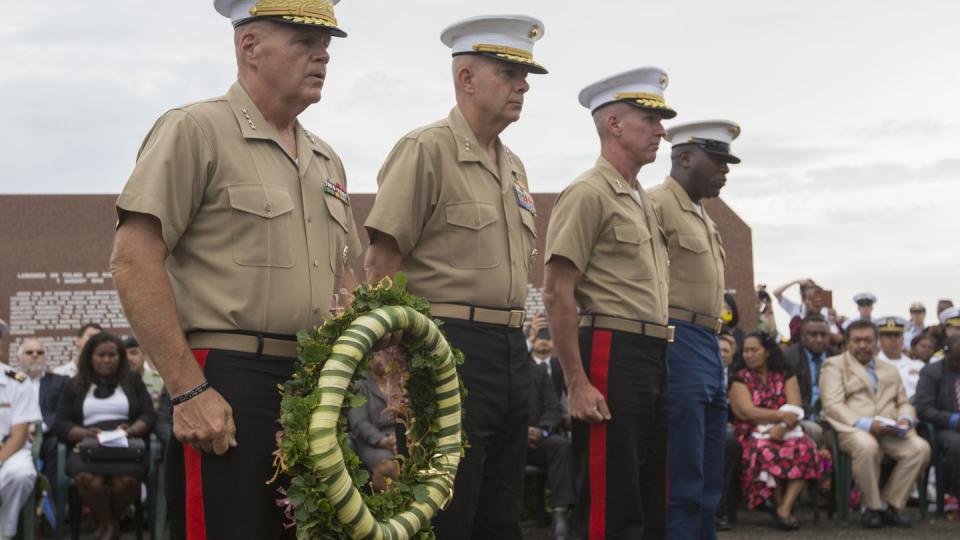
[171,381,210,406]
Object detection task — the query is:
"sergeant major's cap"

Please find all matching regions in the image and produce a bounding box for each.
[940,307,960,328]
[666,120,741,164]
[578,67,676,118]
[214,0,347,37]
[441,15,548,74]
[875,316,906,335]
[909,302,926,313]
[854,292,877,306]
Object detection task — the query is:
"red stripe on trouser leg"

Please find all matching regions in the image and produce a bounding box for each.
[185,349,210,540]
[588,330,612,540]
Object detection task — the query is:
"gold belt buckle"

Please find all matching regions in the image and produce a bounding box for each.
[508,310,526,328]
[666,325,676,343]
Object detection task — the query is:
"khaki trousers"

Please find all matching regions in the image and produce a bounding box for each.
[838,430,930,510]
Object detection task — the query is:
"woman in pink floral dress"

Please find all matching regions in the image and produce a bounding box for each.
[729,331,823,530]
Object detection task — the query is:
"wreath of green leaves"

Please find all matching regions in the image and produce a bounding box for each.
[276,274,467,539]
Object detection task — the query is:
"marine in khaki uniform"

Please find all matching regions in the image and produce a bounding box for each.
[111,1,361,537]
[543,67,675,540]
[649,120,740,540]
[363,15,546,539]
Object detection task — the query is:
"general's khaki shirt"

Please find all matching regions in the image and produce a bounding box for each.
[545,157,669,324]
[365,107,537,309]
[648,176,726,318]
[117,82,362,335]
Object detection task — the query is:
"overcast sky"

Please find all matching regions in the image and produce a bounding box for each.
[2,1,958,330]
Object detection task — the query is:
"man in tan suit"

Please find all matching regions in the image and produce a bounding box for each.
[820,319,930,528]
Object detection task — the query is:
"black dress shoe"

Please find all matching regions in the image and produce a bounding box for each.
[551,507,571,539]
[861,509,883,528]
[881,506,912,527]
[715,515,731,531]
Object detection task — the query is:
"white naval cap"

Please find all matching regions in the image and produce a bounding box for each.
[875,316,907,334]
[940,307,960,327]
[214,0,347,37]
[441,15,548,74]
[578,67,676,118]
[666,120,742,164]
[854,292,878,306]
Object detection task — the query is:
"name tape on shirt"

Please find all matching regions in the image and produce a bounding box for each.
[324,178,350,206]
[514,183,536,215]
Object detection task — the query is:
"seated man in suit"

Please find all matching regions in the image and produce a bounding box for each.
[820,320,931,528]
[527,357,574,539]
[915,334,960,499]
[16,339,67,497]
[784,313,831,444]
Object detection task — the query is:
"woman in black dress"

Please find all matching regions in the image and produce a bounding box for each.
[54,332,156,540]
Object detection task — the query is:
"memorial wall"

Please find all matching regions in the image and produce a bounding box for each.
[1,194,755,368]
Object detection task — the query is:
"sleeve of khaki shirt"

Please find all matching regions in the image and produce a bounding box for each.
[116,109,215,253]
[545,182,603,273]
[365,137,438,256]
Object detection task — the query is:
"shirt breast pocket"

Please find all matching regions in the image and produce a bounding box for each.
[226,183,296,268]
[444,201,500,269]
[520,210,537,271]
[613,223,654,280]
[324,194,350,275]
[673,233,710,283]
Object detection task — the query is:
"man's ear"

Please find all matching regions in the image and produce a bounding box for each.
[237,28,260,65]
[606,112,621,138]
[456,63,476,95]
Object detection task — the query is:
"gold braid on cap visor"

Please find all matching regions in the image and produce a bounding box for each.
[250,0,338,27]
[472,43,542,67]
[614,92,669,110]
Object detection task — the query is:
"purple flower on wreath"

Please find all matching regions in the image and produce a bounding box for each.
[276,486,297,529]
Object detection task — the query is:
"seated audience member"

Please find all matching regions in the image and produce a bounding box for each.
[122,336,164,406]
[931,308,960,363]
[915,334,960,499]
[528,318,565,407]
[904,303,927,347]
[716,331,741,531]
[876,317,925,399]
[54,323,102,378]
[729,332,823,530]
[347,351,399,493]
[0,356,42,540]
[527,356,574,538]
[783,314,831,444]
[16,338,67,497]
[910,334,937,364]
[820,320,930,528]
[54,332,156,540]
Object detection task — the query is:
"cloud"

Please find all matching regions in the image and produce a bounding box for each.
[852,119,960,140]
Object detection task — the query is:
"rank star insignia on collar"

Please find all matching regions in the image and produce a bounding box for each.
[514,182,536,215]
[324,177,349,205]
